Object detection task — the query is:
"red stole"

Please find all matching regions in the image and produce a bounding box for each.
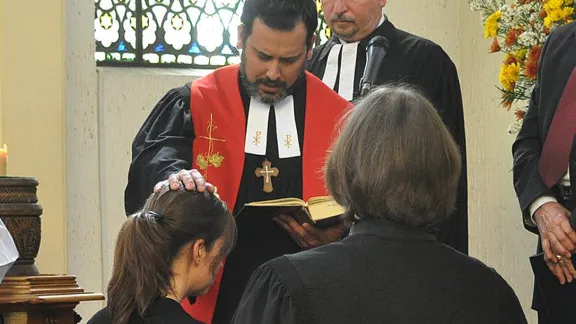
[184,64,350,323]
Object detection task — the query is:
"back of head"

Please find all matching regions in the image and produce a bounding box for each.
[107,188,236,324]
[241,0,318,48]
[325,85,462,228]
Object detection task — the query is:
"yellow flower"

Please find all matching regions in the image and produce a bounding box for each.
[544,0,564,11]
[499,62,520,91]
[544,7,573,28]
[514,49,528,62]
[484,11,502,39]
[561,7,574,19]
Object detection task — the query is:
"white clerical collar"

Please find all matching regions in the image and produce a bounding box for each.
[322,14,386,101]
[244,96,301,158]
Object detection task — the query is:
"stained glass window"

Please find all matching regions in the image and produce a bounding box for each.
[95,0,331,68]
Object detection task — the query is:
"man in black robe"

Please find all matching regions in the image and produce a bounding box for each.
[307,0,468,253]
[232,85,525,324]
[124,0,350,322]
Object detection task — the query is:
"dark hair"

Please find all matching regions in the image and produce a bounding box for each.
[325,84,462,228]
[240,0,318,49]
[107,188,236,324]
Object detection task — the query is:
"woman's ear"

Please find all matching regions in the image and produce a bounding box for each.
[191,239,206,265]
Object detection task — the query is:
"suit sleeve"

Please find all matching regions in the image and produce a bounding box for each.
[124,86,194,215]
[512,32,555,232]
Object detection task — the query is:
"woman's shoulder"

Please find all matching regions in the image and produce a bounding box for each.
[86,299,203,324]
[86,307,111,324]
[147,298,205,324]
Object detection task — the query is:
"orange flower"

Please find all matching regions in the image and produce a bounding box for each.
[505,28,523,47]
[502,98,514,110]
[504,54,517,65]
[490,37,501,52]
[525,46,541,79]
[539,8,547,18]
[515,110,526,120]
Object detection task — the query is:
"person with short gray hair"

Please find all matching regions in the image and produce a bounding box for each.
[326,85,460,229]
[232,85,527,324]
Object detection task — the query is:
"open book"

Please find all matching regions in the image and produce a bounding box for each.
[236,196,345,228]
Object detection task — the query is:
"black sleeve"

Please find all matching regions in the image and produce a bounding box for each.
[421,47,469,254]
[232,257,313,324]
[495,272,529,324]
[512,32,554,233]
[124,85,194,215]
[306,44,328,79]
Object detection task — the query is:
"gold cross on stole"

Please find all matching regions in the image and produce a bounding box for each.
[255,160,279,193]
[196,114,225,180]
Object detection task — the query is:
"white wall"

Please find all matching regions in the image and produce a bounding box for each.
[97,68,207,292]
[66,0,537,322]
[2,0,67,276]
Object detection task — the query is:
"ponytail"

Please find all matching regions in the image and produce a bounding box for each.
[107,212,171,324]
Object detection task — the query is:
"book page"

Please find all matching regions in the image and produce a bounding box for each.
[246,197,306,207]
[308,198,345,221]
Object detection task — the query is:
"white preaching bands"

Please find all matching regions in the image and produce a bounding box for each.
[321,15,386,101]
[322,42,359,101]
[244,95,301,159]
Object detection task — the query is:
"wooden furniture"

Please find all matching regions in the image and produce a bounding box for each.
[0,275,104,324]
[0,176,43,276]
[0,177,104,323]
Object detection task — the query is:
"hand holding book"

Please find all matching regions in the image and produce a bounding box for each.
[234,195,348,248]
[273,214,347,249]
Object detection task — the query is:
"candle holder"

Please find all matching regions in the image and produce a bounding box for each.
[0,176,42,276]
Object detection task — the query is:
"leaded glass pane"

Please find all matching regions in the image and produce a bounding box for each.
[95,0,138,62]
[95,0,331,68]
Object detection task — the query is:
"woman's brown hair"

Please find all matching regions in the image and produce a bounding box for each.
[325,84,462,228]
[107,187,236,324]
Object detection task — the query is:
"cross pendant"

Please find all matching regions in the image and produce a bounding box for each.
[255,159,279,193]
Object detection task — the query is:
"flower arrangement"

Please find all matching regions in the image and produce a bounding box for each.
[469,0,575,133]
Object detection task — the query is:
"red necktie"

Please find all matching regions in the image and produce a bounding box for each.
[539,66,576,188]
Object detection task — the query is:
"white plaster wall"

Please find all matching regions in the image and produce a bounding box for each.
[66,0,103,318]
[67,0,538,322]
[97,68,207,291]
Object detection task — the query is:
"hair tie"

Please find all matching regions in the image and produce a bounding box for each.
[141,210,164,221]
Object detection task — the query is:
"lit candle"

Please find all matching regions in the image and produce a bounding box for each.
[0,144,7,176]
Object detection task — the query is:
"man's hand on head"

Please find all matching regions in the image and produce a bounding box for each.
[153,169,216,193]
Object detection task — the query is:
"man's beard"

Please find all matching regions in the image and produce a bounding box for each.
[239,51,303,105]
[330,14,359,40]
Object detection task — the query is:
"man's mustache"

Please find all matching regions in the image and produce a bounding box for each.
[330,14,355,24]
[256,78,286,88]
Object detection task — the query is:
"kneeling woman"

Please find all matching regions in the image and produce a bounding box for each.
[89,186,236,324]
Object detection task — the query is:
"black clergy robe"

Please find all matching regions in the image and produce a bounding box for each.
[307,18,468,254]
[232,219,527,324]
[125,75,308,323]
